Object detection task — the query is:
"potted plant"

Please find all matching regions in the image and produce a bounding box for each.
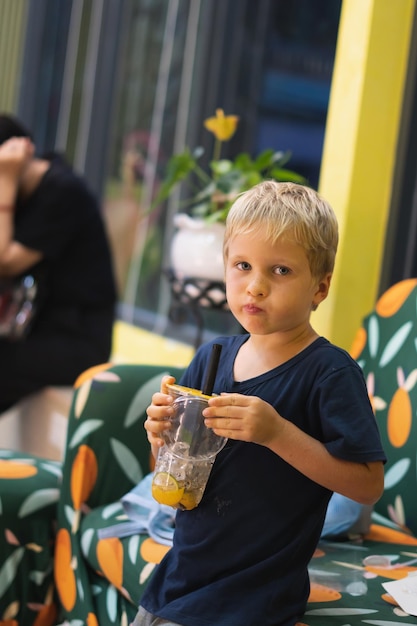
[154,109,307,281]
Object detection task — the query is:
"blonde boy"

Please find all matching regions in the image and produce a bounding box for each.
[136,181,385,626]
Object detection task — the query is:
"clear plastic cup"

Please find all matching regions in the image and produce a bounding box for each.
[152,393,227,510]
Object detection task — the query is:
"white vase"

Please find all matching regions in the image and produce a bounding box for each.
[170,213,225,281]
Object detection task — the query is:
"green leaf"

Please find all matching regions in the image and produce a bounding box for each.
[232,152,254,170]
[368,315,379,358]
[270,167,307,183]
[140,561,157,585]
[216,170,244,192]
[81,528,95,557]
[305,608,377,616]
[128,535,140,564]
[254,149,276,170]
[154,149,200,204]
[40,461,63,478]
[106,584,118,621]
[379,321,413,367]
[243,171,263,188]
[75,378,92,418]
[0,548,25,598]
[124,373,170,428]
[18,488,60,518]
[384,458,411,488]
[68,419,103,449]
[64,503,76,528]
[101,501,123,519]
[110,438,143,484]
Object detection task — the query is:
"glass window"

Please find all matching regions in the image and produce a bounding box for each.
[104,0,342,345]
[256,0,342,188]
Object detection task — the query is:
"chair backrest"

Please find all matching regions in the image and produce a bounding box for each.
[54,362,186,622]
[350,278,417,534]
[60,363,187,510]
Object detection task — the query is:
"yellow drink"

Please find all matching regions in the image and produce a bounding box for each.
[152,471,185,506]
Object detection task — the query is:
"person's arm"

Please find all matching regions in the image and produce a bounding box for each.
[265,410,383,504]
[0,137,42,276]
[203,393,384,505]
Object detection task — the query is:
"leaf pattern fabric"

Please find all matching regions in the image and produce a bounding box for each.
[357,280,417,532]
[0,452,61,625]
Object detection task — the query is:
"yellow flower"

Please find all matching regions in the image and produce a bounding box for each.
[204,109,239,142]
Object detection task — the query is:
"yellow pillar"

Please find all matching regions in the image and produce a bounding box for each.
[315,0,416,350]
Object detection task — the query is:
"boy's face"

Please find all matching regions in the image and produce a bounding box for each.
[224,230,331,338]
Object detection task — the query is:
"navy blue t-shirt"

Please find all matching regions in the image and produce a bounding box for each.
[141,335,386,626]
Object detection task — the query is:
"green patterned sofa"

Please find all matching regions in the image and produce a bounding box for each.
[303,277,417,625]
[0,363,185,626]
[2,278,417,625]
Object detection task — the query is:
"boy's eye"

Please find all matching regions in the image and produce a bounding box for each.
[237,261,251,270]
[274,266,290,276]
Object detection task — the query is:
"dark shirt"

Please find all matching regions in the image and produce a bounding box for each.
[141,335,386,626]
[14,156,117,339]
[0,156,117,409]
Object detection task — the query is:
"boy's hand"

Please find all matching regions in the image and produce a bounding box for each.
[144,375,176,450]
[203,393,284,446]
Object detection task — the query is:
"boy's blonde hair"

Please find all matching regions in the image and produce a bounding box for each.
[224,180,339,278]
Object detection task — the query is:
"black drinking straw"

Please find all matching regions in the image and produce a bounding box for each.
[201,343,223,396]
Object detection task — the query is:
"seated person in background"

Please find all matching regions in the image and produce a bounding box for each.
[0,113,117,412]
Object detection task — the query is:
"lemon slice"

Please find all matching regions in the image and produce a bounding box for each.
[152,472,185,506]
[179,490,198,510]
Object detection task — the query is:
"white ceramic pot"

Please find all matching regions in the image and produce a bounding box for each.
[170,213,225,281]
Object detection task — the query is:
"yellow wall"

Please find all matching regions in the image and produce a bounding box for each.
[112,321,194,367]
[0,0,28,111]
[315,0,416,350]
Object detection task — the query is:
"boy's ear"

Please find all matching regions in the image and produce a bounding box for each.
[312,273,332,310]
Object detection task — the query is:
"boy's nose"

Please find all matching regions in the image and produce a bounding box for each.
[247,275,268,297]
